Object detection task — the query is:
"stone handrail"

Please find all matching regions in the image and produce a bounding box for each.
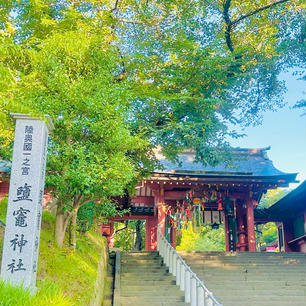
[157,227,222,306]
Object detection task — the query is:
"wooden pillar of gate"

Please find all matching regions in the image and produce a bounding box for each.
[246,198,256,252]
[145,216,158,251]
[224,213,230,252]
[156,187,166,236]
[236,203,247,252]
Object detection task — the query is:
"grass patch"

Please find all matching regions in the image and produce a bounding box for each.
[0,279,72,306]
[0,200,107,306]
[176,222,225,251]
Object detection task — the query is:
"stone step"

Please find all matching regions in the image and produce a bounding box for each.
[182,257,306,263]
[205,280,305,286]
[120,287,183,296]
[119,251,306,306]
[224,302,304,306]
[194,268,306,275]
[121,263,164,269]
[121,267,169,273]
[181,252,306,256]
[121,262,164,268]
[119,295,185,302]
[180,252,306,257]
[119,303,188,306]
[217,295,306,301]
[121,263,164,267]
[205,282,306,290]
[195,273,306,281]
[121,258,163,264]
[121,279,176,286]
[121,273,175,281]
[189,266,306,273]
[179,252,306,256]
[179,251,306,306]
[220,299,306,306]
[184,261,306,267]
[121,252,159,257]
[179,251,306,257]
[187,259,306,265]
[189,267,306,273]
[119,252,187,306]
[121,284,178,289]
[118,297,188,306]
[212,288,306,296]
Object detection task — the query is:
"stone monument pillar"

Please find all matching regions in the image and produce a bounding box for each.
[1,113,53,290]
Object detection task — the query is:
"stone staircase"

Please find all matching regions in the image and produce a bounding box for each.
[118,251,189,306]
[179,251,306,306]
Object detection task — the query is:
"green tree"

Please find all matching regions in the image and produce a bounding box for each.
[176,223,225,251]
[0,0,305,247]
[259,222,278,247]
[257,188,290,248]
[259,188,290,209]
[122,0,306,162]
[1,0,305,162]
[0,2,154,246]
[113,220,145,251]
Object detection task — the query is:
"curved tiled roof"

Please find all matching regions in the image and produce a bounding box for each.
[155,147,297,178]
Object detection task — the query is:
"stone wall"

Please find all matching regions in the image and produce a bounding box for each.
[90,236,109,306]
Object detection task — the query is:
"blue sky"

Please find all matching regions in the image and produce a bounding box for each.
[229,71,306,189]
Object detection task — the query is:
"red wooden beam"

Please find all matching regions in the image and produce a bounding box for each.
[111,215,150,222]
[131,196,154,205]
[164,191,187,199]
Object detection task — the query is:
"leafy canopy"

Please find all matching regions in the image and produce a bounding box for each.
[0,0,305,210]
[1,0,306,164]
[0,1,155,220]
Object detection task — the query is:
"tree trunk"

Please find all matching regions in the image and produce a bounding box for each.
[55,196,83,247]
[55,206,73,246]
[134,220,142,251]
[68,219,72,246]
[55,209,67,246]
[71,209,78,251]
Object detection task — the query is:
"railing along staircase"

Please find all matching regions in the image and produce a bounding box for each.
[157,228,222,306]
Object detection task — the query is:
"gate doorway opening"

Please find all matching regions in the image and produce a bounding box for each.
[113,220,146,251]
[176,222,225,251]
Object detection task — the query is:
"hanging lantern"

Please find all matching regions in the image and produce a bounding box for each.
[210,190,217,201]
[217,197,223,211]
[193,198,201,205]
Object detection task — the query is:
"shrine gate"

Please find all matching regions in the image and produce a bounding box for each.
[102,148,297,252]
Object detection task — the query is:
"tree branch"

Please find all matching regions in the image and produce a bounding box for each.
[116,18,144,25]
[115,225,128,234]
[232,0,290,27]
[111,0,120,13]
[223,0,234,52]
[108,2,130,83]
[222,0,290,53]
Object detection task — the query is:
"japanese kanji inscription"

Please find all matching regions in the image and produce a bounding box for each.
[1,114,53,291]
